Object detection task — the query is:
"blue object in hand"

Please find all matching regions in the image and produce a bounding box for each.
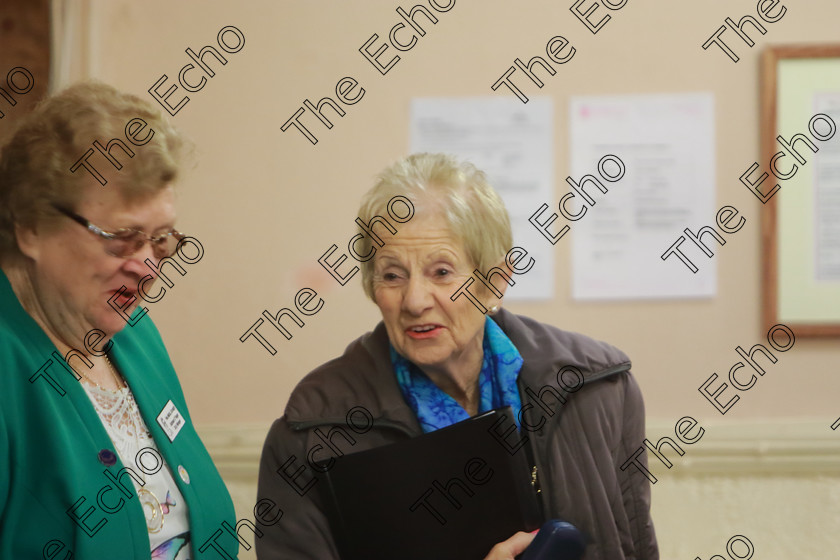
[521,520,586,560]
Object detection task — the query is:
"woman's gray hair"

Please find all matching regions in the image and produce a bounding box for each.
[357,152,512,300]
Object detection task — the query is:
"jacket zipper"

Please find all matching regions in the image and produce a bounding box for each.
[521,363,631,508]
[531,465,541,494]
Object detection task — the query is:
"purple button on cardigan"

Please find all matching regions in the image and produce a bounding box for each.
[98,449,117,466]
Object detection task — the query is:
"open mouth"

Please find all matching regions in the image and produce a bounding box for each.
[405,324,443,339]
[111,287,137,306]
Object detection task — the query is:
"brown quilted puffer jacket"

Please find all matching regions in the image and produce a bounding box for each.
[255,308,659,560]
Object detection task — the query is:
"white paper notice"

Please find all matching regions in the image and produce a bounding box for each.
[410,97,554,301]
[813,92,840,283]
[569,93,716,300]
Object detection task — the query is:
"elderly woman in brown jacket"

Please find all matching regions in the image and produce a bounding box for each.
[256,153,658,560]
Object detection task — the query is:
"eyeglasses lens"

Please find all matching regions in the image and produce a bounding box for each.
[105,231,180,259]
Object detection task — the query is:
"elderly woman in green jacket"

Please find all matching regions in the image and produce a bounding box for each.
[257,153,658,560]
[0,82,235,559]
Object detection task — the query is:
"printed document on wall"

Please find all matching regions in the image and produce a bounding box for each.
[569,93,716,300]
[813,92,840,283]
[410,97,555,301]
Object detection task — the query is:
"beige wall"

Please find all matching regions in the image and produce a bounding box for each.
[81,0,840,425]
[65,0,840,557]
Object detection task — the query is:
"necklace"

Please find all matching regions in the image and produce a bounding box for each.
[138,487,165,533]
[105,356,164,532]
[85,384,168,533]
[102,354,124,387]
[77,353,124,391]
[81,360,167,534]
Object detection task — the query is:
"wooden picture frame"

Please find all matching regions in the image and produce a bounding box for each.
[761,45,840,337]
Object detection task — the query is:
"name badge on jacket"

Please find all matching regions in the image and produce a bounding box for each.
[157,399,185,442]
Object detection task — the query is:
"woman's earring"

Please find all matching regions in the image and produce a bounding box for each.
[488,305,500,314]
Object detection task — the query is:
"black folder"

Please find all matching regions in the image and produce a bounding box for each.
[317,407,543,560]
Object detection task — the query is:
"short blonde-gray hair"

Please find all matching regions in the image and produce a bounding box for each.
[0,81,187,260]
[357,152,512,300]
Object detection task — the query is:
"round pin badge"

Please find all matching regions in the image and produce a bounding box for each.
[178,465,190,484]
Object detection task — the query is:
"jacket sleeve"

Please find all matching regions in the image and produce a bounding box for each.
[255,416,341,560]
[617,372,659,560]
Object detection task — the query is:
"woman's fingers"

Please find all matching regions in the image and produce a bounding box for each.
[482,531,537,560]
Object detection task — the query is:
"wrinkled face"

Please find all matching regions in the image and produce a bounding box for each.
[372,213,500,378]
[20,182,177,345]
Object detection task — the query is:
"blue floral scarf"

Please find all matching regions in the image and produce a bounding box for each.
[391,316,524,433]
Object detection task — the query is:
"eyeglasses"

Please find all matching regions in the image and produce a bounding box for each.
[52,204,185,259]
